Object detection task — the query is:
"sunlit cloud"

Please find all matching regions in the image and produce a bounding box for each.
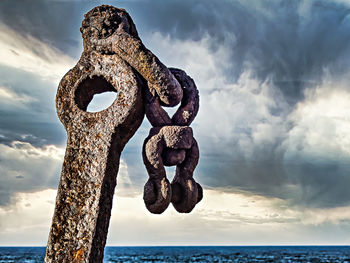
[2,182,350,245]
[286,84,350,158]
[0,189,56,246]
[108,188,350,245]
[0,85,35,104]
[0,141,64,206]
[0,22,75,83]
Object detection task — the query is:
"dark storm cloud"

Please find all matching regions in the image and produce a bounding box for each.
[2,0,350,103]
[122,0,350,209]
[285,158,350,208]
[0,68,64,204]
[200,155,350,209]
[121,0,350,104]
[0,0,84,58]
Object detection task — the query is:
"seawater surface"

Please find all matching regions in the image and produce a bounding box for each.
[0,246,349,262]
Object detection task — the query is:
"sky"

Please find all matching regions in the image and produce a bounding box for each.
[1,0,350,246]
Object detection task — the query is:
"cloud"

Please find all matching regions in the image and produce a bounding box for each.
[0,21,75,147]
[0,189,56,246]
[0,0,84,58]
[115,159,143,198]
[0,137,139,208]
[124,0,350,104]
[138,19,350,209]
[282,82,350,208]
[0,141,64,206]
[2,0,350,101]
[0,85,35,105]
[3,188,350,246]
[0,22,75,83]
[107,189,350,245]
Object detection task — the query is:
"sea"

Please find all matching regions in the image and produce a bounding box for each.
[0,246,349,262]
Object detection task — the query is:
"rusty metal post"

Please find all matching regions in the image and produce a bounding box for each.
[44,8,145,263]
[45,5,199,262]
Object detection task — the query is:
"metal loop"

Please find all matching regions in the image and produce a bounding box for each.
[171,178,200,213]
[144,68,199,127]
[143,178,171,214]
[170,68,199,126]
[142,125,202,214]
[170,138,202,213]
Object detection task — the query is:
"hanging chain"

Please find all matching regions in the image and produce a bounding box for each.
[89,5,203,214]
[143,68,202,214]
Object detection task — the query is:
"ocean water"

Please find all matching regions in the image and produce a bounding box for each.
[0,246,349,262]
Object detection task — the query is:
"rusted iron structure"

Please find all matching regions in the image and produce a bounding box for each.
[45,5,201,262]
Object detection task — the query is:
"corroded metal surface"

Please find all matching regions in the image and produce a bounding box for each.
[84,6,183,107]
[46,5,201,262]
[142,68,203,214]
[45,57,144,262]
[44,35,146,263]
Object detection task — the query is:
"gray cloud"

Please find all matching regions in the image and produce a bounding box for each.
[0,65,66,147]
[2,0,350,101]
[0,0,84,58]
[0,141,62,206]
[122,0,350,104]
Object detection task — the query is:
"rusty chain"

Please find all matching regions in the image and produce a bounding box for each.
[45,5,203,262]
[86,6,203,214]
[142,68,203,214]
[82,5,203,214]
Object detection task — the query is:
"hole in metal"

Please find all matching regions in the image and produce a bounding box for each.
[75,75,117,112]
[87,92,117,113]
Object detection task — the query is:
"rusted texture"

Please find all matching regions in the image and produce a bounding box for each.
[144,68,199,127]
[142,126,193,214]
[46,4,202,262]
[142,69,202,214]
[171,138,203,213]
[46,57,144,262]
[45,6,147,263]
[84,6,183,107]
